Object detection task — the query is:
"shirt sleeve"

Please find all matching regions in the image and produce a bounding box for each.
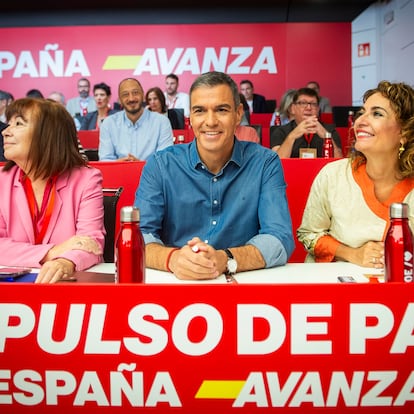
[246,153,295,267]
[98,118,117,161]
[297,164,340,262]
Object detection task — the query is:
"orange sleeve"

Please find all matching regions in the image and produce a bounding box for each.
[314,235,341,262]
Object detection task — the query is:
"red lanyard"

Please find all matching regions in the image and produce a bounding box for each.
[304,133,314,146]
[23,175,57,244]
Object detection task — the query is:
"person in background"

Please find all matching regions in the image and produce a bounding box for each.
[0,98,105,283]
[297,81,414,268]
[66,78,97,122]
[239,79,267,114]
[26,89,44,98]
[235,124,260,144]
[239,93,250,125]
[270,87,342,158]
[0,121,7,161]
[99,78,173,161]
[48,91,66,105]
[164,73,190,118]
[0,90,13,123]
[135,71,294,280]
[307,81,332,114]
[48,91,87,159]
[270,88,296,126]
[80,82,119,130]
[145,86,182,129]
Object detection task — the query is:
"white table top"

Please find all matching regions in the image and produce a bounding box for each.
[88,262,385,284]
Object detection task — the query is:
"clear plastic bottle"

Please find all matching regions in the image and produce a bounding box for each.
[384,202,414,283]
[115,206,145,283]
[322,131,334,158]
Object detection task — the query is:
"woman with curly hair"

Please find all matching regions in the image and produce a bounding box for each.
[297,80,414,268]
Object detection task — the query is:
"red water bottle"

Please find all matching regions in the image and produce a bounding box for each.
[274,111,281,126]
[384,202,414,283]
[184,116,191,141]
[115,206,145,283]
[323,131,334,158]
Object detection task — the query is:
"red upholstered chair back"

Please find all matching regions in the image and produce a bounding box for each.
[78,130,100,149]
[250,113,273,127]
[89,161,146,235]
[281,158,336,263]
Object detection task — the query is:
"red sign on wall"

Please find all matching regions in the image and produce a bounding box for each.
[358,43,371,57]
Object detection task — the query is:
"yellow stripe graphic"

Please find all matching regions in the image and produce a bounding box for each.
[195,380,245,399]
[102,55,141,70]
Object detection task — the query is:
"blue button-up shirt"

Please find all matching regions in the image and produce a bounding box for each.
[99,109,173,161]
[134,139,294,267]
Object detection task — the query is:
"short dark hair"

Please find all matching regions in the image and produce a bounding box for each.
[240,79,253,88]
[294,87,320,105]
[190,71,240,109]
[93,82,111,96]
[26,89,44,99]
[166,73,179,82]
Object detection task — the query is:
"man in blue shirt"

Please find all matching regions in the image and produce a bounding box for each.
[135,71,294,280]
[99,78,173,161]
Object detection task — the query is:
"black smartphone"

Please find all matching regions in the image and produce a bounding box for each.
[337,276,357,283]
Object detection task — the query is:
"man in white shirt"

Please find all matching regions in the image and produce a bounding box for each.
[164,73,190,117]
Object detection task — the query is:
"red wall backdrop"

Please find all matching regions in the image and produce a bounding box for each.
[0,23,351,107]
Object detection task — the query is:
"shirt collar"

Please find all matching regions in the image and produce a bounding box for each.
[189,136,243,172]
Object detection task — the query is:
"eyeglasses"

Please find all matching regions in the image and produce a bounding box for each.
[295,101,319,109]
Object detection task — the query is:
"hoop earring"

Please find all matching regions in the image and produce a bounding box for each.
[398,142,405,159]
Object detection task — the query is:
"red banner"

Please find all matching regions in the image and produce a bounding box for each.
[1,282,413,413]
[1,23,351,106]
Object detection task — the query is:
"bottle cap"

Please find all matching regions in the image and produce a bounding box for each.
[390,202,409,219]
[325,132,332,138]
[120,206,140,222]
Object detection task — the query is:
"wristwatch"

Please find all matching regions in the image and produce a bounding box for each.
[224,248,237,276]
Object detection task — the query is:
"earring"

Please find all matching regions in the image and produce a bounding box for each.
[398,142,405,159]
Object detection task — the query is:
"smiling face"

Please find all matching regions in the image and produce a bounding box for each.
[118,79,144,117]
[354,92,402,157]
[190,84,243,171]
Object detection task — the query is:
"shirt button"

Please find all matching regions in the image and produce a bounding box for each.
[213,177,217,182]
[213,200,218,205]
[212,220,217,225]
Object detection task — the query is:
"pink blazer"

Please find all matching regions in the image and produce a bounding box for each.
[0,165,105,270]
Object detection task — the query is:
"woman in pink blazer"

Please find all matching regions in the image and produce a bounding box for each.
[0,98,105,283]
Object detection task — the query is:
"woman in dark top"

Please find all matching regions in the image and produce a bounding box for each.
[145,86,182,129]
[80,82,119,130]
